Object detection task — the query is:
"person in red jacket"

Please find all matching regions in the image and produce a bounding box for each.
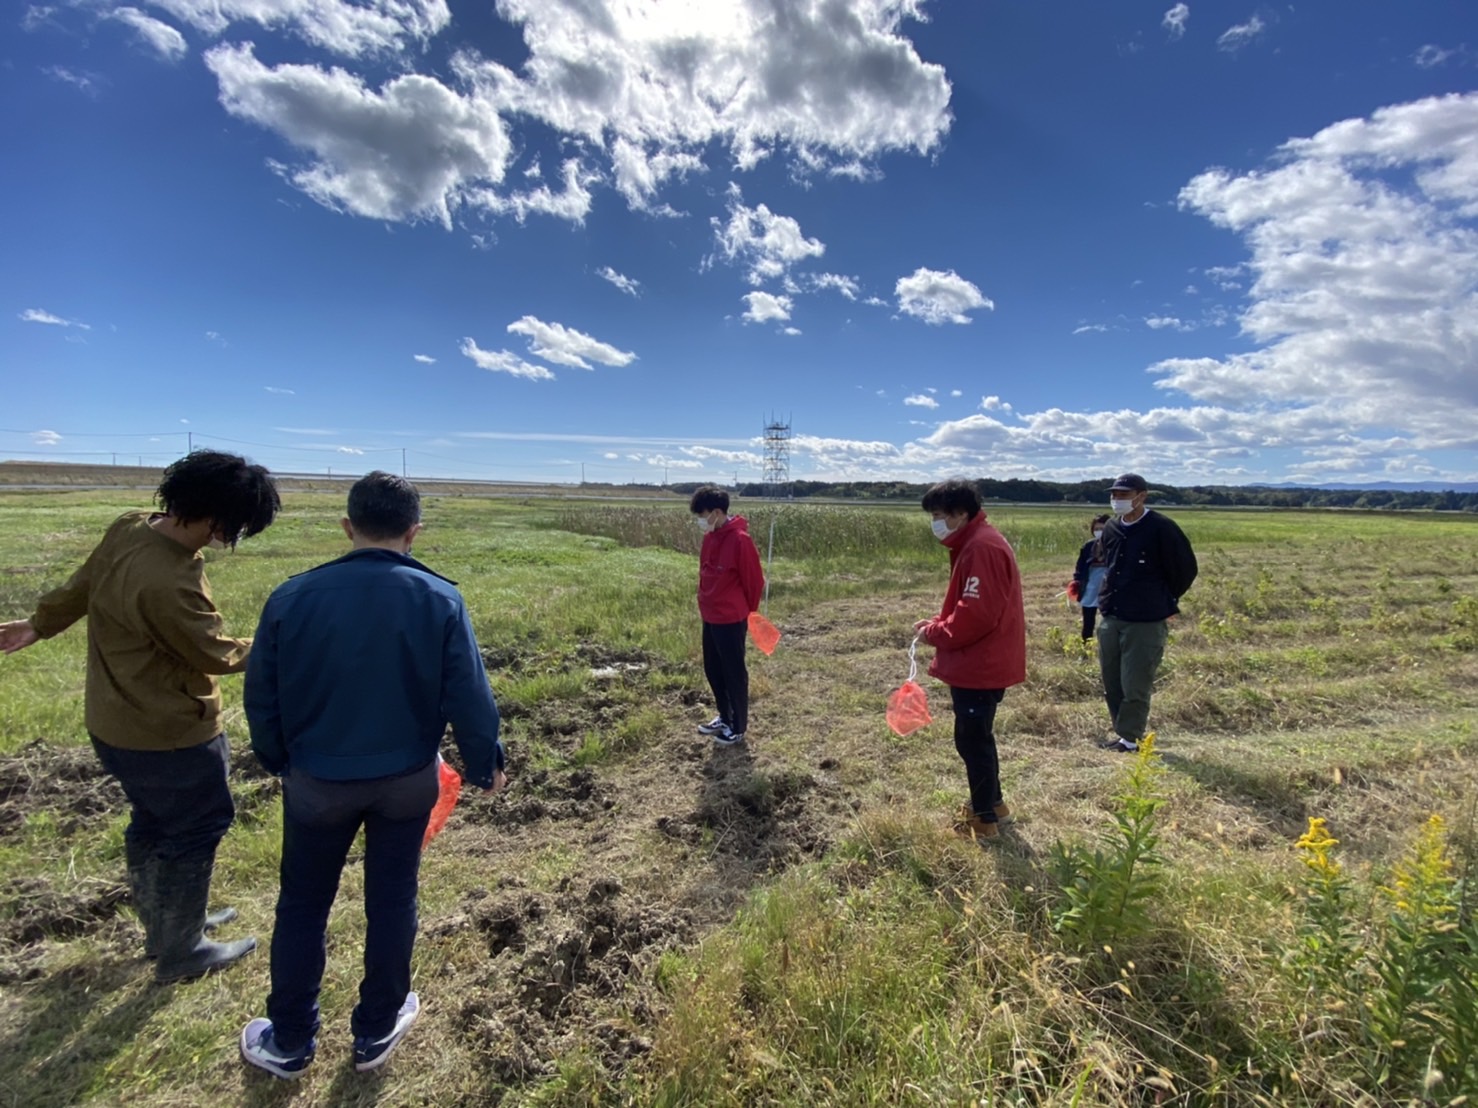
[689,486,764,745]
[913,479,1027,841]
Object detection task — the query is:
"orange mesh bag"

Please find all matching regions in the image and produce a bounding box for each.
[422,758,463,849]
[748,611,781,655]
[886,636,933,736]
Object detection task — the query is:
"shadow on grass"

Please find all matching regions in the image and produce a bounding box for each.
[0,954,172,1108]
[239,1060,393,1106]
[1159,750,1315,837]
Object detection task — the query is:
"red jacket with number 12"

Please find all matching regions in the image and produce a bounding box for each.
[919,512,1027,691]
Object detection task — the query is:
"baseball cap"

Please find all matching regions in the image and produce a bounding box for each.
[1109,473,1148,493]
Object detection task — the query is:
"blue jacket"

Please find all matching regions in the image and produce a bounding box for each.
[245,548,503,787]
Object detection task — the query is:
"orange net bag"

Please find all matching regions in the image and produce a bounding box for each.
[422,758,463,848]
[748,611,781,655]
[886,637,933,736]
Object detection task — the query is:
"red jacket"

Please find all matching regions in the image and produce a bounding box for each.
[919,513,1027,691]
[697,514,764,624]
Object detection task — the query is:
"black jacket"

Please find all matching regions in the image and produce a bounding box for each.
[1098,510,1197,622]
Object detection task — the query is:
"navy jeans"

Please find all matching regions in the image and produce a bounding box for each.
[949,687,1005,820]
[266,760,437,1051]
[90,734,235,863]
[701,619,749,734]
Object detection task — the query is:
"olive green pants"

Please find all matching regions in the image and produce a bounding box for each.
[1096,615,1170,741]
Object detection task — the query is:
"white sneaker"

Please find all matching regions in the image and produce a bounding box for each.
[353,992,420,1072]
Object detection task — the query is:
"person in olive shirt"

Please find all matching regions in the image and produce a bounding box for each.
[0,450,280,982]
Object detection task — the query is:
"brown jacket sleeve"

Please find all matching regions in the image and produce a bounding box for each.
[138,573,252,675]
[31,548,102,639]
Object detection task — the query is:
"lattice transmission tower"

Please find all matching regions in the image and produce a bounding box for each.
[762,416,792,498]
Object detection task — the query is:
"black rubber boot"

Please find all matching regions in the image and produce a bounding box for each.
[153,855,256,984]
[126,842,159,958]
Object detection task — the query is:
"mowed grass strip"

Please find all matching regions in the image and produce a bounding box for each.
[0,494,1475,1105]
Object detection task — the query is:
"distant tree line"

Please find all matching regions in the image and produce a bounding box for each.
[668,477,1478,512]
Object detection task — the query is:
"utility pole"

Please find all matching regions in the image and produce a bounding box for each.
[111,453,117,465]
[402,448,407,478]
[580,462,585,485]
[187,431,194,452]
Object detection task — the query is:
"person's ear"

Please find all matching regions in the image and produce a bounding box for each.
[340,517,354,542]
[405,522,424,548]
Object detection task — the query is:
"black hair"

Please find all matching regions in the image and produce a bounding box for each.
[689,485,730,514]
[156,449,280,546]
[347,471,421,540]
[920,478,981,520]
[1090,513,1111,529]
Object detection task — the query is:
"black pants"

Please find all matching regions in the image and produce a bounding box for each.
[90,733,236,864]
[950,687,1005,820]
[1081,605,1098,640]
[701,619,749,734]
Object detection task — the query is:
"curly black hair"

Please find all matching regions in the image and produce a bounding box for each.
[156,450,281,546]
[689,485,730,514]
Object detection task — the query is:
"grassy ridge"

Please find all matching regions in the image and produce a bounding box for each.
[0,492,1476,1105]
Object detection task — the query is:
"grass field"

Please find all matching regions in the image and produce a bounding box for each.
[1,490,1476,1106]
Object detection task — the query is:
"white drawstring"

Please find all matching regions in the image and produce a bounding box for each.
[907,635,921,683]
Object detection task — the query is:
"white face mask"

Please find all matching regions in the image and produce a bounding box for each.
[1110,498,1136,516]
[930,518,954,540]
[1091,530,1104,541]
[697,515,713,532]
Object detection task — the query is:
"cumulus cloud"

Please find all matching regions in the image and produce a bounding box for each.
[107,7,187,61]
[20,308,89,329]
[597,266,640,297]
[904,393,939,409]
[199,1,951,231]
[459,336,555,380]
[32,429,62,446]
[413,353,435,363]
[145,0,447,57]
[335,445,364,454]
[505,316,636,370]
[1162,3,1189,39]
[806,273,860,299]
[894,267,992,324]
[950,389,962,397]
[1145,315,1194,331]
[205,42,513,229]
[741,291,793,324]
[712,187,825,285]
[1217,14,1265,53]
[1151,92,1478,457]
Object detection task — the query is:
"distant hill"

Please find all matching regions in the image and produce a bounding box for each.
[1254,481,1478,493]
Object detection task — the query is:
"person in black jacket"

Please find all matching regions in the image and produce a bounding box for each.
[1070,514,1111,640]
[1096,475,1198,753]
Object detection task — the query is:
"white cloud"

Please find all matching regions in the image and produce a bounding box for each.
[22,6,57,31]
[741,291,793,324]
[413,353,436,363]
[597,266,640,297]
[43,66,102,95]
[145,0,447,58]
[806,273,860,300]
[682,444,765,467]
[894,267,992,325]
[1073,322,1109,334]
[1413,45,1465,70]
[32,429,62,446]
[20,308,89,329]
[1145,315,1195,331]
[335,445,365,454]
[205,43,513,229]
[1156,92,1478,455]
[459,337,556,381]
[781,326,802,336]
[1162,3,1189,40]
[602,451,619,460]
[712,187,825,285]
[264,386,296,395]
[455,0,951,196]
[950,389,963,397]
[107,8,187,62]
[645,454,703,470]
[904,393,939,409]
[1217,14,1265,53]
[470,157,595,224]
[505,316,636,370]
[981,395,1013,412]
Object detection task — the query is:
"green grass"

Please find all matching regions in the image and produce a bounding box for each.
[2,492,1478,1106]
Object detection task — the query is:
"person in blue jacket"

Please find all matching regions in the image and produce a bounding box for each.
[1070,514,1111,640]
[239,471,506,1080]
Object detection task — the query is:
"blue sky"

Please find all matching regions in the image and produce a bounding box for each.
[3,1,1475,487]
